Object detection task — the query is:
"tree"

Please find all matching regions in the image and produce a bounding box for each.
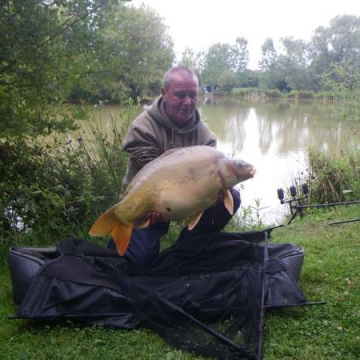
[309,15,360,89]
[258,38,283,90]
[278,37,318,91]
[85,3,174,102]
[0,0,174,241]
[229,37,249,75]
[200,43,233,85]
[259,38,278,72]
[178,47,205,78]
[0,0,123,139]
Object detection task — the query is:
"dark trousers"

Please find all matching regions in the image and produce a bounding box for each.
[107,188,241,266]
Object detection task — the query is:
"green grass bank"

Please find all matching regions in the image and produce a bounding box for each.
[0,204,359,360]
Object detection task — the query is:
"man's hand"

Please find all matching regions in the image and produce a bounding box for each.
[135,211,167,228]
[145,211,166,226]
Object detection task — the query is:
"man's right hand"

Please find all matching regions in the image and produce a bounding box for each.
[135,211,167,228]
[145,211,166,226]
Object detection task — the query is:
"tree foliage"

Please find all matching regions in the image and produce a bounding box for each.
[199,38,250,90]
[0,0,174,243]
[71,3,174,102]
[0,0,174,140]
[3,4,360,244]
[257,14,360,92]
[179,47,205,79]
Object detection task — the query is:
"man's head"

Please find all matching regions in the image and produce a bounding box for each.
[160,66,199,127]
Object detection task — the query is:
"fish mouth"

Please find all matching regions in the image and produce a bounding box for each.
[249,166,256,177]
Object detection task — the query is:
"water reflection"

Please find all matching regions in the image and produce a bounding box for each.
[199,99,360,224]
[89,99,360,225]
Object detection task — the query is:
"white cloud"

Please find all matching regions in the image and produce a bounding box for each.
[131,0,360,68]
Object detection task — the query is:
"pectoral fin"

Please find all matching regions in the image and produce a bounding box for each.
[135,218,151,229]
[111,224,133,256]
[187,212,203,230]
[224,189,234,215]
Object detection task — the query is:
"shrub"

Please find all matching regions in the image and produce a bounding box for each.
[297,90,314,99]
[265,89,282,98]
[286,90,298,99]
[0,106,135,246]
[306,147,360,203]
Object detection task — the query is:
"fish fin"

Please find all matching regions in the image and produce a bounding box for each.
[224,189,234,215]
[111,224,134,256]
[187,212,203,230]
[89,206,133,255]
[89,206,119,236]
[135,218,151,229]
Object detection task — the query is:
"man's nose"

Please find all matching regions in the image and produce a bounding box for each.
[183,95,192,105]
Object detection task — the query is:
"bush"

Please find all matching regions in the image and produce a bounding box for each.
[265,89,282,98]
[306,147,360,203]
[286,90,298,99]
[231,87,258,97]
[0,107,134,246]
[297,90,314,99]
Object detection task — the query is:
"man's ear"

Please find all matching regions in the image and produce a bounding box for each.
[160,87,165,97]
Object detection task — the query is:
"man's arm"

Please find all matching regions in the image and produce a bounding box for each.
[200,122,217,148]
[123,120,162,172]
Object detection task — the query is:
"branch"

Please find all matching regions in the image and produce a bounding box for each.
[0,2,104,75]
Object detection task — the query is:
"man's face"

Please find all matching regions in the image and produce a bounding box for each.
[161,72,198,127]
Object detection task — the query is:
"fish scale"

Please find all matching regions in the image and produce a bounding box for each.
[89,145,256,256]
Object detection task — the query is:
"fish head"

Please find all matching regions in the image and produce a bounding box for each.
[219,158,256,187]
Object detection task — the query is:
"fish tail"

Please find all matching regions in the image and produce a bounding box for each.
[111,224,134,256]
[88,205,134,256]
[89,206,119,236]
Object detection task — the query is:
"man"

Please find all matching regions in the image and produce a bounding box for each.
[108,66,240,266]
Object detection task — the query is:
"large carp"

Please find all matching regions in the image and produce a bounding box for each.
[89,145,256,256]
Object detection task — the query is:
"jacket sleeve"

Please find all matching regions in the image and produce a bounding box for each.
[199,123,217,148]
[122,116,162,173]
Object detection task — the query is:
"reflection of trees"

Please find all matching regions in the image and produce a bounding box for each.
[254,101,338,154]
[225,114,247,153]
[199,100,249,152]
[87,101,360,157]
[198,99,359,156]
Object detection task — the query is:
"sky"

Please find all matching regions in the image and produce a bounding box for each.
[131,0,360,69]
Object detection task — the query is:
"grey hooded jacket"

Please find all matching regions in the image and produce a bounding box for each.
[121,96,217,192]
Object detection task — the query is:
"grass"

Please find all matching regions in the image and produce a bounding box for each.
[263,205,360,360]
[0,204,359,359]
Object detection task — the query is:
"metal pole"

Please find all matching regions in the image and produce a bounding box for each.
[327,218,360,226]
[255,230,269,359]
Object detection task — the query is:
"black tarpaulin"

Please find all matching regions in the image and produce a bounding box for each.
[8,229,307,359]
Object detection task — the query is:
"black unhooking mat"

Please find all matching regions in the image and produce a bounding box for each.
[8,229,307,359]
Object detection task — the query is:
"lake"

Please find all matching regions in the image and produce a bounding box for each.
[88,97,360,225]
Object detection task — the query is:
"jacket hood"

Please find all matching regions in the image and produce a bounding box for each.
[147,96,201,134]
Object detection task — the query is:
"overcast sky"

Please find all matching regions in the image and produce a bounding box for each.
[132,0,360,69]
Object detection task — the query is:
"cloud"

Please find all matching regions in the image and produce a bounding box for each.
[132,0,360,68]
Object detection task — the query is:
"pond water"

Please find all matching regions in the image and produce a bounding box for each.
[88,97,360,225]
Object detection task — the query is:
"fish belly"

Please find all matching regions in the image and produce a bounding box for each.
[156,179,220,221]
